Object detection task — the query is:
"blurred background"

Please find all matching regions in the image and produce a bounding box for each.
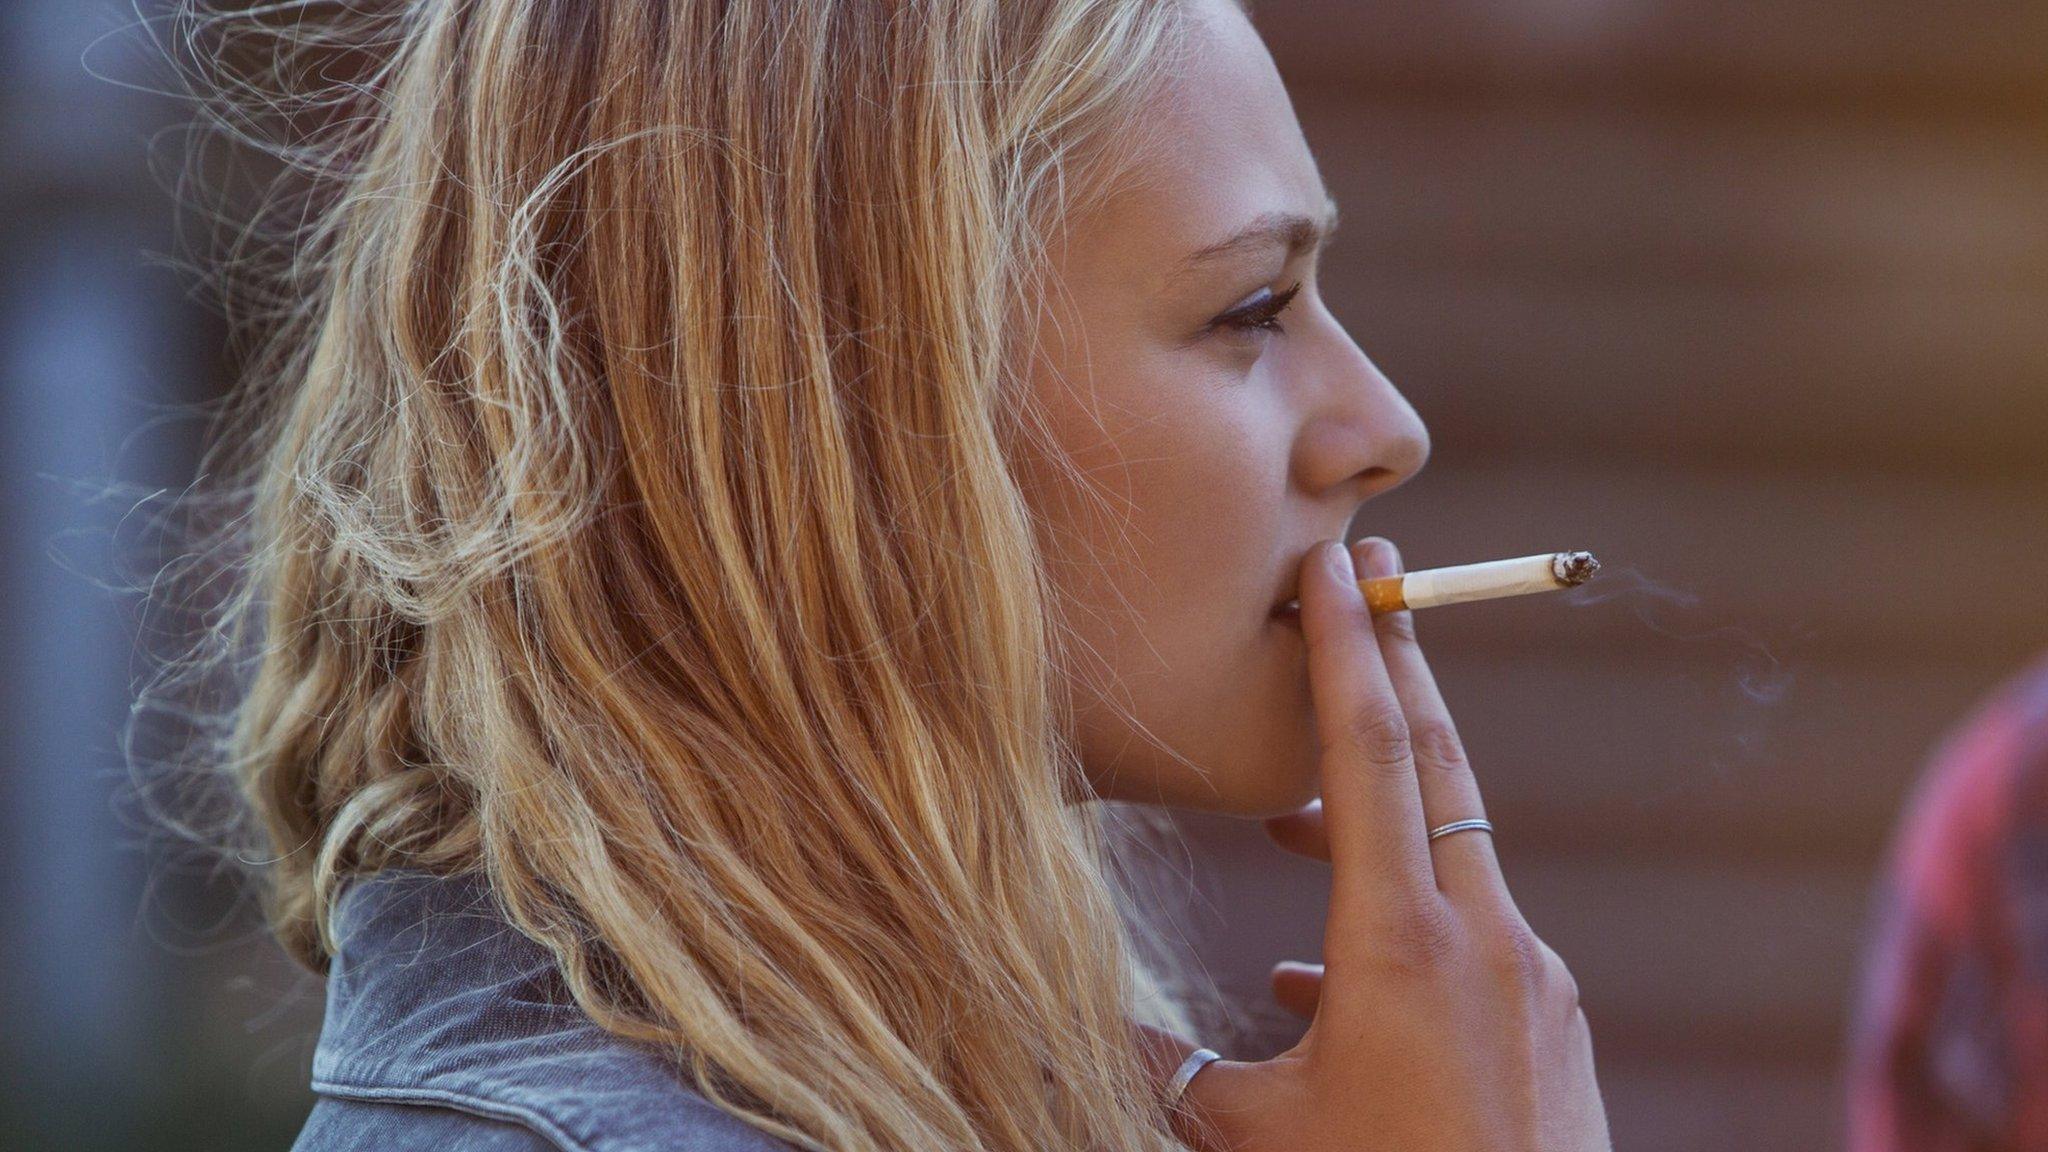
[2,1,2043,1150]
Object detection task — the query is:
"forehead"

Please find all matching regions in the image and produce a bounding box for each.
[1064,2,1330,294]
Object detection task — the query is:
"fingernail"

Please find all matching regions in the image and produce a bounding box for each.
[1322,539,1355,581]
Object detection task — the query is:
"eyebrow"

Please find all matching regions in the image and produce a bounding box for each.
[1174,195,1342,274]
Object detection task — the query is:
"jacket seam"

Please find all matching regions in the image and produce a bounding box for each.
[310,1079,588,1152]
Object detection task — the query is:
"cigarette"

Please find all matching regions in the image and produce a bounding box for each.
[1363,551,1600,614]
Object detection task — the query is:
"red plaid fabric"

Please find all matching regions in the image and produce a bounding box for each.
[1848,652,2048,1152]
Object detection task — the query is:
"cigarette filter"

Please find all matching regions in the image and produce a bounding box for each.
[1364,551,1600,614]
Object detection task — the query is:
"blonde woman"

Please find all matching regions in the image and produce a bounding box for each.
[152,0,1611,1149]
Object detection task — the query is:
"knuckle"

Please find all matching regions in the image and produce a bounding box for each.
[1541,942,1583,1013]
[1377,895,1461,975]
[1347,702,1412,769]
[1479,913,1550,989]
[1410,719,1469,775]
[1557,970,1583,1018]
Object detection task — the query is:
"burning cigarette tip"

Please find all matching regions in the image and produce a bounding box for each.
[1551,551,1601,587]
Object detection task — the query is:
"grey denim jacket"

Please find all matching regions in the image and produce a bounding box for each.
[290,868,795,1152]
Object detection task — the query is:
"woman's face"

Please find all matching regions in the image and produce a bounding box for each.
[1017,0,1429,817]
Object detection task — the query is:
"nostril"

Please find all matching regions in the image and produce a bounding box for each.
[1353,464,1402,500]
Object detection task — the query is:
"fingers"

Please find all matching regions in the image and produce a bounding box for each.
[1298,538,1438,923]
[1128,1020,1233,1152]
[1354,537,1514,912]
[1271,960,1324,1020]
[1262,799,1329,862]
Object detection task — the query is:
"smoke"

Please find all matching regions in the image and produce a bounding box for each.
[1565,565,1794,706]
[1562,565,1801,774]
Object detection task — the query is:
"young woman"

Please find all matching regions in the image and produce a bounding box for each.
[153,0,1611,1148]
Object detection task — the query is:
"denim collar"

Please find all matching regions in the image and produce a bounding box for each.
[312,868,789,1152]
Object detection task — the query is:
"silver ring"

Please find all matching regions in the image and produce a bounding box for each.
[1427,818,1493,841]
[1164,1046,1222,1107]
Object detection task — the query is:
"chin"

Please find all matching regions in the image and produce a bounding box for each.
[1078,710,1323,816]
[1084,759,1318,818]
[1201,711,1324,817]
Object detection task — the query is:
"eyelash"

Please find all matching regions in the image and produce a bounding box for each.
[1215,281,1304,337]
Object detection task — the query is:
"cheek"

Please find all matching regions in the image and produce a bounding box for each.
[1026,366,1319,812]
[1044,380,1279,637]
[1011,270,1325,802]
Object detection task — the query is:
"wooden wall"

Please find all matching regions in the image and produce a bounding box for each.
[1171,5,2048,1150]
[11,3,2039,1149]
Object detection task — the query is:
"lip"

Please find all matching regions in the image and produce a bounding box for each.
[1269,540,1341,621]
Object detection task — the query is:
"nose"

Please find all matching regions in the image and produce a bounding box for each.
[1291,324,1431,504]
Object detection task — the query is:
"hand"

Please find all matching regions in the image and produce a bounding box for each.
[1137,536,1611,1152]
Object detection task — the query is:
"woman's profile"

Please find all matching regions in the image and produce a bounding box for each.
[145,0,1612,1149]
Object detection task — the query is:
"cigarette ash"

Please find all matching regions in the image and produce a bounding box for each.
[1551,551,1600,586]
[1561,565,1799,780]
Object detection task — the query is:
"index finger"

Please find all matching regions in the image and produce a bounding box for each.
[1356,537,1514,911]
[1297,537,1437,920]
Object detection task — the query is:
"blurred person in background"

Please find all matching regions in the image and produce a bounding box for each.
[1848,651,2048,1151]
[136,1,1612,1151]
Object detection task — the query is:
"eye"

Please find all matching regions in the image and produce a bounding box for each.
[1209,281,1304,339]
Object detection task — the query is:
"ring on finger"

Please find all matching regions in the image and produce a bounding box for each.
[1427,818,1493,842]
[1164,1047,1223,1107]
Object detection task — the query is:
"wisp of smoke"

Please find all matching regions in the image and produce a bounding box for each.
[1562,565,1799,776]
[1565,565,1793,705]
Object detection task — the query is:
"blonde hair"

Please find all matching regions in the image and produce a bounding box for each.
[141,1,1226,1149]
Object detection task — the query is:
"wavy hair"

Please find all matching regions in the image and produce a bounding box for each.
[138,1,1222,1149]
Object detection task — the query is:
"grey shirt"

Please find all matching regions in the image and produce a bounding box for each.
[290,868,795,1152]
